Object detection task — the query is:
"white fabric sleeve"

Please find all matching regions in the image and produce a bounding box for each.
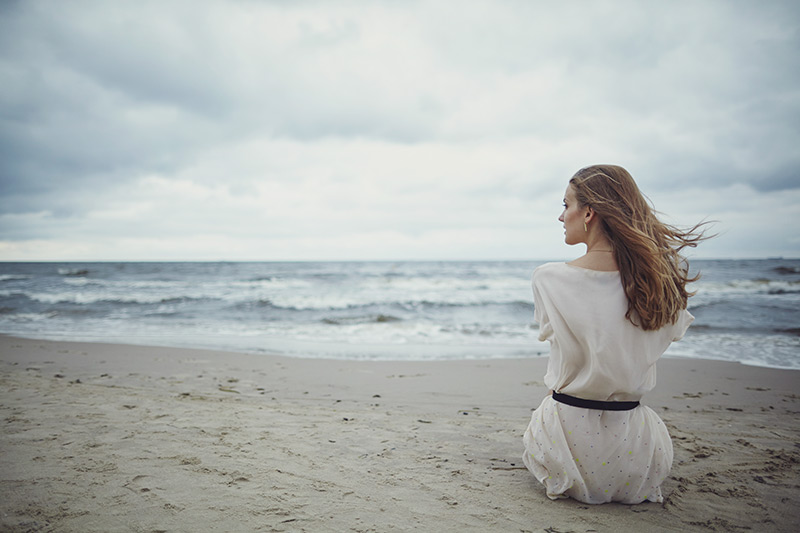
[532,271,554,342]
[672,308,695,341]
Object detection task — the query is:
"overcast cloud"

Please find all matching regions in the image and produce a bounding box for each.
[1,0,798,261]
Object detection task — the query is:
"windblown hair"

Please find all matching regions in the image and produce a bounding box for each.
[570,165,709,331]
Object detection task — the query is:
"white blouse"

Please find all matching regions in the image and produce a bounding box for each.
[532,262,693,402]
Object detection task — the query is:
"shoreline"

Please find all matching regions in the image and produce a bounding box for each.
[4,331,799,372]
[2,335,799,531]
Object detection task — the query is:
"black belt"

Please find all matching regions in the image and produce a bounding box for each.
[552,391,640,411]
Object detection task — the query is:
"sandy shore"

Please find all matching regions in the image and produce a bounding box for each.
[1,335,798,532]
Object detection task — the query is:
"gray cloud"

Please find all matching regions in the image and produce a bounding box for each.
[0,0,798,259]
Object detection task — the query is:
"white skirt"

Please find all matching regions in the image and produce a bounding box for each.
[522,395,673,504]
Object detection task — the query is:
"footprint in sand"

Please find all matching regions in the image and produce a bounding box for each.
[124,474,153,494]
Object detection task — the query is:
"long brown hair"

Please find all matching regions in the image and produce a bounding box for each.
[570,164,709,331]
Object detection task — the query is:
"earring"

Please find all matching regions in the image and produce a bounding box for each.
[584,221,588,232]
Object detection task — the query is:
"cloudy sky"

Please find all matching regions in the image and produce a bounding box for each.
[1,0,798,261]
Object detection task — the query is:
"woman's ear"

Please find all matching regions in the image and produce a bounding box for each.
[584,206,595,224]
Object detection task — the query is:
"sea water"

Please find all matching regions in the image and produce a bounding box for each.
[0,260,797,369]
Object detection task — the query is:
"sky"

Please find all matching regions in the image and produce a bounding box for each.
[1,0,799,261]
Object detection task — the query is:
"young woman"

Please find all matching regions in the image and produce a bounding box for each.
[522,164,707,504]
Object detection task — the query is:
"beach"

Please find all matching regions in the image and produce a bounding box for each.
[1,335,798,532]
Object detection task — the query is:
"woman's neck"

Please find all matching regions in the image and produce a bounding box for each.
[585,236,614,254]
[568,238,618,271]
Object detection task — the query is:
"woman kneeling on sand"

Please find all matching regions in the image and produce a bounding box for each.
[523,164,707,504]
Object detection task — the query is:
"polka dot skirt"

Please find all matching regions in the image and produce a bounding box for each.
[522,396,673,504]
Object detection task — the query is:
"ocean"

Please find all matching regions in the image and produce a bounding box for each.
[0,260,798,369]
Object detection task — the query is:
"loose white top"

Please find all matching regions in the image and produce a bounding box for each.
[532,262,693,402]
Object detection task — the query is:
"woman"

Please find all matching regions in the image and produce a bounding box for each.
[522,164,707,504]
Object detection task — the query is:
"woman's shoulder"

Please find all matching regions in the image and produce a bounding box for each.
[534,261,619,276]
[533,261,565,274]
[532,262,569,287]
[533,261,566,278]
[533,261,620,288]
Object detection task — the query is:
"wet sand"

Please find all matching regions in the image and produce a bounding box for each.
[1,335,798,532]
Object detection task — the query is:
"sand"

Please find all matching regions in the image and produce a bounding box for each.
[1,334,798,532]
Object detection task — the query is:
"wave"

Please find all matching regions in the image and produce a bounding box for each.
[57,268,89,276]
[695,279,800,296]
[11,286,535,314]
[237,297,533,313]
[669,330,800,370]
[49,274,799,303]
[2,311,59,322]
[684,323,800,337]
[264,291,532,311]
[0,274,30,282]
[321,314,402,325]
[11,270,534,311]
[60,276,314,297]
[25,291,208,305]
[8,276,796,316]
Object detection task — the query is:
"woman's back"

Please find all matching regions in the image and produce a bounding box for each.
[524,261,691,503]
[532,262,693,401]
